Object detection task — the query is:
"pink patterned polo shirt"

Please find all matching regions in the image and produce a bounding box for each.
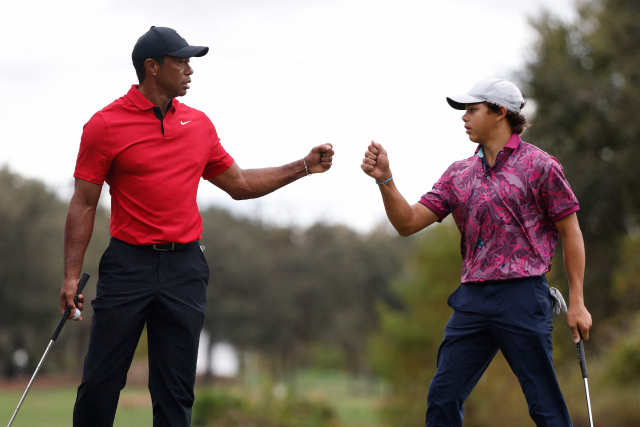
[420,133,579,283]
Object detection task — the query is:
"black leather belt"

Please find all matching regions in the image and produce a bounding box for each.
[149,242,192,251]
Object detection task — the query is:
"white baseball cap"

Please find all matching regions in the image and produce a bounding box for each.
[446,78,525,114]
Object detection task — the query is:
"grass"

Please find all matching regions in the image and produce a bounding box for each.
[0,385,153,427]
[0,370,383,427]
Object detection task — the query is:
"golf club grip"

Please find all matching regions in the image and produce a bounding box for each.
[577,332,587,379]
[51,273,90,341]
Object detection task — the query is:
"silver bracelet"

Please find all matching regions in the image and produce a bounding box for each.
[303,158,310,176]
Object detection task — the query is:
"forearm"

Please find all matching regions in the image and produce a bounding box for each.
[232,160,307,200]
[563,230,586,305]
[379,179,421,236]
[64,199,97,280]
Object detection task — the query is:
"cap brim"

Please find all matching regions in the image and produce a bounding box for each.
[446,94,484,110]
[169,45,209,58]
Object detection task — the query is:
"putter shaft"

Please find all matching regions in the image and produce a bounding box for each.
[6,273,90,427]
[583,378,594,427]
[7,341,54,427]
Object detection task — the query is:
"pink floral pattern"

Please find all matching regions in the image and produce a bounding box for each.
[420,134,579,283]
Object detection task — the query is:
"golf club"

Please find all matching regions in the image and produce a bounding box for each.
[576,330,594,427]
[7,273,91,427]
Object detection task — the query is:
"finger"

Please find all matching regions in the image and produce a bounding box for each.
[65,292,77,320]
[372,141,386,155]
[361,163,374,173]
[368,143,379,155]
[364,151,376,160]
[311,144,333,154]
[571,325,580,344]
[580,325,590,341]
[321,156,333,163]
[321,149,335,157]
[363,158,376,166]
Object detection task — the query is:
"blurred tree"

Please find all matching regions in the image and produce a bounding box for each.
[200,208,410,377]
[523,0,640,326]
[0,167,109,376]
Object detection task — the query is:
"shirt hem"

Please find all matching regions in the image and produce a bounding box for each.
[551,205,580,222]
[73,173,104,186]
[419,198,445,222]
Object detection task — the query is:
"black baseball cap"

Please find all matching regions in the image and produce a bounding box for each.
[132,26,209,63]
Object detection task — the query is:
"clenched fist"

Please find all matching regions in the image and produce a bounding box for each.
[305,144,334,174]
[361,140,391,181]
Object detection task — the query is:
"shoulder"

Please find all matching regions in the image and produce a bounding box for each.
[442,155,477,178]
[87,95,131,127]
[517,141,563,172]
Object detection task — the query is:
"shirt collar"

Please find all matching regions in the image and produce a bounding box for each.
[476,133,522,158]
[125,85,179,113]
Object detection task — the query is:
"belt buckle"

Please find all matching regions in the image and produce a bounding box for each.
[153,243,175,251]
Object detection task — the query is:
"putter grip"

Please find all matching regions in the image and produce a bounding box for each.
[51,273,90,341]
[577,333,587,379]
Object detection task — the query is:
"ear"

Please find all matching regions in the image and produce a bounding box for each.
[144,58,159,77]
[495,105,508,122]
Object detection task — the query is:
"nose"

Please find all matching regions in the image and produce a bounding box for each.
[462,113,469,122]
[185,63,193,75]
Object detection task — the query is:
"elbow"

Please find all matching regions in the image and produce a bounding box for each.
[228,185,255,200]
[395,224,417,237]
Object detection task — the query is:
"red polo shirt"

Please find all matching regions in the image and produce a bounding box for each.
[74,85,234,245]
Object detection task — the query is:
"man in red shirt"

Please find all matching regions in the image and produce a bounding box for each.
[61,26,334,427]
[361,78,591,426]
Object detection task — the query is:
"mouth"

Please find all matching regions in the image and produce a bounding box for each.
[182,80,191,90]
[465,126,471,134]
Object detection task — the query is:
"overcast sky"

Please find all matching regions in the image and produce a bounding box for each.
[0,0,576,232]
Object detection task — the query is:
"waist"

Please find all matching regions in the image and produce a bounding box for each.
[465,274,547,286]
[111,237,199,251]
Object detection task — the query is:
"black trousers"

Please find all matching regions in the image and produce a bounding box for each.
[73,238,209,427]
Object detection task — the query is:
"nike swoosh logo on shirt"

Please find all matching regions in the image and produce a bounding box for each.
[181,120,192,125]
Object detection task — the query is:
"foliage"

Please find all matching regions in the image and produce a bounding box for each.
[523,0,640,325]
[0,167,109,376]
[0,166,410,379]
[200,209,410,374]
[368,220,461,426]
[192,389,341,427]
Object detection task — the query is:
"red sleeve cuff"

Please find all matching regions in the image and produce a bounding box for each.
[202,155,234,180]
[551,205,580,222]
[73,172,105,186]
[419,198,445,222]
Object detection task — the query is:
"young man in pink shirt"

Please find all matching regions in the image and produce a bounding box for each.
[361,78,592,426]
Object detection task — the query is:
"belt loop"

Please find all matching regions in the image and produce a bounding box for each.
[171,242,175,251]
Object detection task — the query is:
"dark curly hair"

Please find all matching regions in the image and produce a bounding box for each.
[485,102,530,135]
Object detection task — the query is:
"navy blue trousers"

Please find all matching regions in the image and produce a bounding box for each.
[425,276,572,427]
[73,238,209,427]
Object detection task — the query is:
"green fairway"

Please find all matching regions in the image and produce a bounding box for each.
[0,386,153,427]
[0,370,382,427]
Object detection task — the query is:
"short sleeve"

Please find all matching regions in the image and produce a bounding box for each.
[73,113,113,185]
[419,169,453,222]
[539,157,580,222]
[202,122,234,180]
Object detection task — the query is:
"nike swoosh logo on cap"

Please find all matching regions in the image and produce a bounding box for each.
[181,120,192,125]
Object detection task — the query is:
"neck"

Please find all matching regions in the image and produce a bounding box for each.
[137,82,173,116]
[478,128,513,166]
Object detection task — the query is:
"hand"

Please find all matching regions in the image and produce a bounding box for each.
[361,140,391,181]
[567,302,592,343]
[304,144,334,174]
[60,278,85,321]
